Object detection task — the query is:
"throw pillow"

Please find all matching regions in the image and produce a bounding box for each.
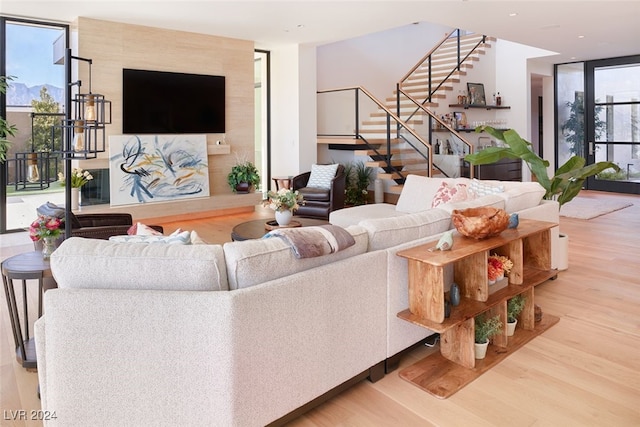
[431,182,469,208]
[306,164,339,189]
[127,222,164,236]
[110,230,191,244]
[468,178,505,197]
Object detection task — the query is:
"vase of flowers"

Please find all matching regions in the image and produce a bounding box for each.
[488,253,513,284]
[263,188,304,226]
[59,168,93,210]
[29,215,63,259]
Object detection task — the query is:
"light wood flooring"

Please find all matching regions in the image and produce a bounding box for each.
[1,190,639,426]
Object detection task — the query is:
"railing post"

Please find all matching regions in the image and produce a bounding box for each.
[386,113,391,167]
[456,29,461,71]
[355,88,360,138]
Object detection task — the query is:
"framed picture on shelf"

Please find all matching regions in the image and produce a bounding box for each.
[467,82,486,106]
[453,111,467,128]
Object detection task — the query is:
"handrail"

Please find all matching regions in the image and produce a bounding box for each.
[317,86,433,181]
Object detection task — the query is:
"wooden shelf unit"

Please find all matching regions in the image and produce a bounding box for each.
[448,103,511,110]
[396,219,559,398]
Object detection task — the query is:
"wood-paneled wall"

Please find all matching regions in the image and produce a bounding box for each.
[72,18,258,221]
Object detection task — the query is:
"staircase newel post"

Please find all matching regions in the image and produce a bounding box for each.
[354,87,359,137]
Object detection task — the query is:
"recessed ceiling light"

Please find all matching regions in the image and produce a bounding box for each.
[509,12,518,17]
[578,35,585,39]
[297,24,305,29]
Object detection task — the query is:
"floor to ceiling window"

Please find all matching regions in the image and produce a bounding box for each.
[1,18,68,233]
[556,55,640,195]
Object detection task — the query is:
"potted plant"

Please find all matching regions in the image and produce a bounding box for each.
[263,188,304,226]
[0,76,18,163]
[465,126,620,207]
[343,160,373,206]
[465,126,620,271]
[474,313,503,359]
[227,153,260,193]
[506,294,526,336]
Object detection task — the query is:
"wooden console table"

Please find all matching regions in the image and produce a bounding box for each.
[396,219,559,398]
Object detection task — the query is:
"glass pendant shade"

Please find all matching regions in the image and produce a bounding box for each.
[73,120,85,152]
[84,94,96,122]
[27,152,40,183]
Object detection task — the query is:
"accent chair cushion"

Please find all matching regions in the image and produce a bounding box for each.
[306,163,339,190]
[297,187,330,202]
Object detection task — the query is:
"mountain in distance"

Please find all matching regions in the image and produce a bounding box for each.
[6,82,64,107]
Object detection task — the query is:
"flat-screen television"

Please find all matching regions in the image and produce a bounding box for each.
[123,68,225,134]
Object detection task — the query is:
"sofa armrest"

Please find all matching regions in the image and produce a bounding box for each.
[70,224,163,240]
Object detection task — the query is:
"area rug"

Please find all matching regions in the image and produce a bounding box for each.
[560,197,633,219]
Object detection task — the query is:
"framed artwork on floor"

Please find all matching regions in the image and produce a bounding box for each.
[467,83,486,106]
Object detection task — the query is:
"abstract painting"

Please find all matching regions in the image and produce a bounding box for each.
[109,134,210,206]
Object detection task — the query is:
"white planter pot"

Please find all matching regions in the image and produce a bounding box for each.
[507,319,517,336]
[275,209,293,226]
[557,233,569,271]
[474,341,489,359]
[71,187,80,211]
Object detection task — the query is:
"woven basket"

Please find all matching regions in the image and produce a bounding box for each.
[451,207,509,239]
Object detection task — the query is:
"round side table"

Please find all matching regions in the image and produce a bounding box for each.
[2,251,56,370]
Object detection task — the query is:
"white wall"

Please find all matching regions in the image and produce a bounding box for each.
[317,22,451,100]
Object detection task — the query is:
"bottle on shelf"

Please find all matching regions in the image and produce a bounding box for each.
[496,92,502,106]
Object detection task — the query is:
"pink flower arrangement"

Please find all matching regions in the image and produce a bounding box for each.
[487,253,513,282]
[28,215,63,241]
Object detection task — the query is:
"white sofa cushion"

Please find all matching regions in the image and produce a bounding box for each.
[359,209,452,251]
[50,237,228,291]
[329,203,403,228]
[223,225,368,290]
[395,175,470,213]
[497,181,546,213]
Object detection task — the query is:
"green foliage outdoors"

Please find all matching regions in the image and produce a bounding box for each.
[0,76,18,163]
[464,126,620,207]
[31,86,63,153]
[561,95,606,157]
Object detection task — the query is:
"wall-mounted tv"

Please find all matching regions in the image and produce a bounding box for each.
[123,68,225,134]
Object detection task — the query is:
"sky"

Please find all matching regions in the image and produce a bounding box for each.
[5,21,65,88]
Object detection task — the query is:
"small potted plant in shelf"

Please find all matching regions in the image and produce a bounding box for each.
[506,294,526,336]
[474,313,503,359]
[263,188,304,226]
[227,152,260,194]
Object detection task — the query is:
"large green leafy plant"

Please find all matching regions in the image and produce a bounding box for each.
[0,76,18,163]
[464,126,620,207]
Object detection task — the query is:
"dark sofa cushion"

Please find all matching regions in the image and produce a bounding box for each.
[297,187,330,202]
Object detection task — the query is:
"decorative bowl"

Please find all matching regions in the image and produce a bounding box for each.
[451,207,510,239]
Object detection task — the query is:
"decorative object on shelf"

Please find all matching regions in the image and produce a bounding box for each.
[496,92,502,106]
[263,188,304,226]
[28,215,63,259]
[227,152,260,193]
[343,160,373,206]
[534,304,543,322]
[431,230,454,251]
[467,82,486,106]
[450,282,461,306]
[0,75,18,164]
[508,212,519,229]
[506,294,526,336]
[474,313,502,359]
[451,206,509,239]
[488,253,513,283]
[444,300,451,318]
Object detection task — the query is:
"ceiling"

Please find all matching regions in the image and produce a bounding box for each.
[2,1,639,63]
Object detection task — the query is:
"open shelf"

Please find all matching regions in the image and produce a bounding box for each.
[449,104,511,110]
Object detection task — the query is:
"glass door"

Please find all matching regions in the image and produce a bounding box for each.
[585,56,640,193]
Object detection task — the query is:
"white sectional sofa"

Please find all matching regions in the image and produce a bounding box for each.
[35,176,559,426]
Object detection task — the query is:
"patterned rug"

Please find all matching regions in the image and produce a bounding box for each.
[560,197,633,219]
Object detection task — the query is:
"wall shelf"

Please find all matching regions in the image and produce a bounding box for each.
[449,104,511,110]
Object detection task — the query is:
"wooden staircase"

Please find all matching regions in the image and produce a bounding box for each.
[350,32,492,192]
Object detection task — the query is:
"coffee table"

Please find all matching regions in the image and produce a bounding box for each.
[231,217,329,241]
